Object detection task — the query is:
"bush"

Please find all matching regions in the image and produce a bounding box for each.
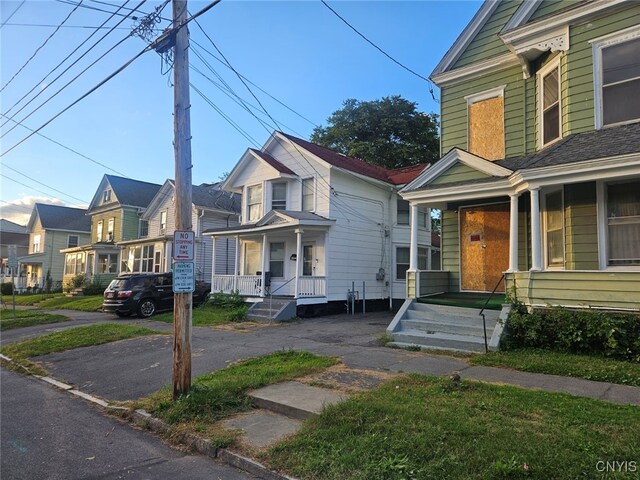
[64,274,87,293]
[501,304,640,362]
[1,282,13,296]
[208,290,245,309]
[83,276,106,296]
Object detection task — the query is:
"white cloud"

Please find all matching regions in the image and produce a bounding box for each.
[0,196,66,226]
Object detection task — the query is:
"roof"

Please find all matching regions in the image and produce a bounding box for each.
[192,183,241,213]
[280,132,428,185]
[249,149,296,175]
[105,175,162,208]
[431,232,441,249]
[0,231,29,246]
[498,122,640,171]
[203,210,334,236]
[261,210,331,222]
[0,219,27,233]
[34,204,91,232]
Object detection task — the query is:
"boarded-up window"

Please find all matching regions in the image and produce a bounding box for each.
[468,96,505,161]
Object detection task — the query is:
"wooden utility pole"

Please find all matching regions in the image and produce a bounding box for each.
[172,0,193,399]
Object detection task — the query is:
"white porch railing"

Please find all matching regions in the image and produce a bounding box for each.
[237,275,261,296]
[297,276,326,297]
[211,275,235,294]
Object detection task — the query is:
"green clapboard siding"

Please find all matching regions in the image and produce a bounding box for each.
[454,0,524,69]
[430,163,491,185]
[442,210,460,292]
[122,209,141,241]
[564,182,598,270]
[528,0,569,21]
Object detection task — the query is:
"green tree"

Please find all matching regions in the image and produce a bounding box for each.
[310,96,439,169]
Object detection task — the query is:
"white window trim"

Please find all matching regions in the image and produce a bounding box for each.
[270,181,287,211]
[301,177,315,212]
[541,186,565,270]
[96,220,103,242]
[591,24,640,129]
[537,56,563,149]
[246,183,263,223]
[33,234,41,253]
[160,211,168,232]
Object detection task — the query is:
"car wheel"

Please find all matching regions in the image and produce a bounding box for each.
[137,299,156,318]
[115,311,130,318]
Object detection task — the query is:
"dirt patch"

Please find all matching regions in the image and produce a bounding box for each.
[298,364,398,393]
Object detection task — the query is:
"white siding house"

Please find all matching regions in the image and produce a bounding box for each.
[204,131,433,312]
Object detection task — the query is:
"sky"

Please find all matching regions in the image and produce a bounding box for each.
[0,0,482,224]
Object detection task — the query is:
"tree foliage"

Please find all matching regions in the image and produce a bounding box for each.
[310,96,439,169]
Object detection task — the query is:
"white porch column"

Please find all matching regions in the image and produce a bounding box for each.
[210,236,216,285]
[233,236,239,291]
[260,234,268,298]
[508,193,519,272]
[409,203,419,271]
[294,228,303,298]
[530,187,542,271]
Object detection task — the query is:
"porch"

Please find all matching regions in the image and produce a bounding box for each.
[211,274,327,301]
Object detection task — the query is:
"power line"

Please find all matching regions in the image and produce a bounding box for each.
[1,1,84,93]
[320,0,438,102]
[1,22,130,30]
[0,171,88,205]
[0,0,26,28]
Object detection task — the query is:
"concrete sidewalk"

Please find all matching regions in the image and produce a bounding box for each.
[17,309,638,406]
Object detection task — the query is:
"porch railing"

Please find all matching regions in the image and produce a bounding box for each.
[297,276,326,297]
[237,275,261,296]
[211,275,235,294]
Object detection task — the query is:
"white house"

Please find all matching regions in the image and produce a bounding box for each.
[117,180,240,281]
[204,131,435,317]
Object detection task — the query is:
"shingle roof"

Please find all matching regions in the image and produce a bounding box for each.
[0,219,27,233]
[35,204,91,232]
[192,183,241,213]
[249,149,296,175]
[0,231,29,246]
[105,175,162,208]
[280,132,428,185]
[497,122,640,171]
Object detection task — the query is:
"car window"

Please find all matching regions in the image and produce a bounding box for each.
[154,275,170,287]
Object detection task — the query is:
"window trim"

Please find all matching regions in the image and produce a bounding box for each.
[107,217,115,242]
[103,189,112,203]
[591,24,640,129]
[542,187,565,270]
[160,211,168,232]
[139,219,149,238]
[301,177,315,212]
[96,220,103,242]
[271,182,287,211]
[395,246,428,281]
[269,242,285,278]
[246,183,263,223]
[67,235,79,248]
[537,56,562,148]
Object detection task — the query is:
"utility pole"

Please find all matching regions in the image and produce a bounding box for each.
[172,0,193,399]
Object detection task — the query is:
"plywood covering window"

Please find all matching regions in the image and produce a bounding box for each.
[466,87,505,161]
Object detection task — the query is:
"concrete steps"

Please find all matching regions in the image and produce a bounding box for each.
[246,297,297,322]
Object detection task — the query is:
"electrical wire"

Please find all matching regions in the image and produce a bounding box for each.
[1,22,130,30]
[0,0,26,28]
[0,200,38,213]
[0,171,89,205]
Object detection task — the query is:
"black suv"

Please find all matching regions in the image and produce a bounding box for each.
[102,273,211,318]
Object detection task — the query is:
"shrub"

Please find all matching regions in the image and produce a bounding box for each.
[64,274,87,293]
[208,290,245,309]
[1,282,13,296]
[83,276,106,296]
[501,304,640,362]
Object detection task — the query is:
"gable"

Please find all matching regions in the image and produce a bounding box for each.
[528,0,567,22]
[88,176,120,211]
[429,162,492,186]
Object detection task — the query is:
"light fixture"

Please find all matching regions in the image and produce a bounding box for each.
[290,254,297,261]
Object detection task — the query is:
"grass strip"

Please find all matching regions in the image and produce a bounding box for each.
[265,374,640,480]
[1,323,163,375]
[152,303,248,326]
[3,293,65,306]
[0,309,70,331]
[470,348,640,387]
[36,295,104,312]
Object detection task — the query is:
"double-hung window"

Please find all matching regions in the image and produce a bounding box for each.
[271,183,287,211]
[544,189,564,268]
[539,58,561,146]
[302,178,314,212]
[396,247,428,280]
[269,242,285,278]
[397,199,428,228]
[96,220,103,242]
[33,234,41,253]
[247,185,262,222]
[606,180,640,266]
[160,211,167,232]
[107,218,115,241]
[67,235,79,248]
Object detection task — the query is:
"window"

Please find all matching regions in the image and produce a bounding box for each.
[465,86,505,161]
[141,245,154,272]
[544,190,564,268]
[65,252,85,275]
[539,58,561,146]
[606,180,640,266]
[247,185,262,222]
[160,211,167,231]
[107,218,115,241]
[120,245,154,273]
[302,178,314,212]
[271,183,287,211]
[96,220,103,242]
[103,189,112,203]
[139,220,149,238]
[33,234,41,253]
[244,242,260,275]
[67,235,79,248]
[593,26,640,127]
[397,200,428,228]
[269,242,285,278]
[154,251,162,273]
[302,245,314,276]
[396,247,427,280]
[98,254,117,274]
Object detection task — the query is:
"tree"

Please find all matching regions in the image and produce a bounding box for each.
[310,96,439,169]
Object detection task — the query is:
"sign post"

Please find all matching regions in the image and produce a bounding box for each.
[8,245,17,321]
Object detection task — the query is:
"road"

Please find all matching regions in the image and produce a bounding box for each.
[0,368,255,480]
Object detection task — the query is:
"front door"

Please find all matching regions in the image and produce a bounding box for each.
[460,203,509,292]
[302,244,314,276]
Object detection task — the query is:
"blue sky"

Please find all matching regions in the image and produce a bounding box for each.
[0,0,481,223]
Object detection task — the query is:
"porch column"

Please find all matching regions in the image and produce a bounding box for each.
[294,228,303,298]
[530,187,542,271]
[508,193,519,272]
[260,234,268,298]
[233,236,239,291]
[211,236,216,285]
[409,203,419,271]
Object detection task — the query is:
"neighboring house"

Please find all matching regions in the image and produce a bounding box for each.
[204,131,432,316]
[400,0,640,310]
[117,180,240,281]
[19,204,91,291]
[0,219,29,284]
[60,175,161,287]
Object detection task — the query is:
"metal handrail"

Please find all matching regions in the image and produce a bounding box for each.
[479,273,505,353]
[267,277,297,321]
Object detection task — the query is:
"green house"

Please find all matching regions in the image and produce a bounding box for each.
[402,0,640,311]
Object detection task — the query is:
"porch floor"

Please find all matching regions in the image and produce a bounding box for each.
[418,292,505,311]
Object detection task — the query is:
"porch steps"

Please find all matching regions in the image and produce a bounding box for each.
[387,300,507,354]
[246,296,297,322]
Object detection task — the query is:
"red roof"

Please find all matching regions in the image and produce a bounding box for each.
[280,133,428,185]
[431,232,441,248]
[250,149,296,175]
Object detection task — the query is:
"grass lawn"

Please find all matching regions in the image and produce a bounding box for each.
[471,349,640,387]
[3,293,65,306]
[0,323,164,375]
[36,295,104,312]
[0,309,70,331]
[265,374,640,480]
[136,351,337,447]
[152,303,248,326]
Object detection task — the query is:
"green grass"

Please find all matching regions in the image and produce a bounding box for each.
[152,303,248,326]
[471,349,640,387]
[0,309,70,331]
[0,323,163,375]
[265,374,640,480]
[36,295,104,312]
[3,293,65,306]
[137,351,337,445]
[418,292,505,310]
